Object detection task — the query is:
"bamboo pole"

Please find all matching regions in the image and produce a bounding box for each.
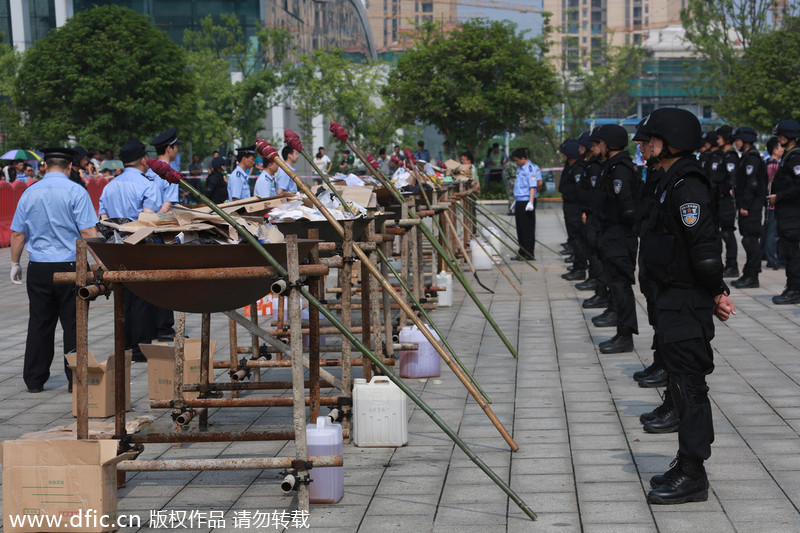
[144,159,535,520]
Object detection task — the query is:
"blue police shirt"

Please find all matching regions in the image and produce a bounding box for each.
[513,162,542,201]
[146,168,180,204]
[99,167,163,219]
[10,172,98,262]
[276,165,298,194]
[254,170,278,198]
[227,166,251,201]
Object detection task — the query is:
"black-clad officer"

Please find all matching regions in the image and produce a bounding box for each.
[638,107,735,504]
[592,124,639,354]
[710,126,740,277]
[731,127,767,289]
[580,128,610,305]
[10,147,99,392]
[767,120,800,304]
[559,139,588,281]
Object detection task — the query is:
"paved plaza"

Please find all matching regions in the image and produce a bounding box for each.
[2,207,800,532]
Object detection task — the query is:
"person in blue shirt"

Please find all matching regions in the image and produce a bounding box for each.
[9,147,99,393]
[228,146,255,201]
[254,158,279,198]
[511,147,542,260]
[276,145,300,194]
[147,127,182,212]
[98,140,164,361]
[99,140,162,220]
[413,140,431,162]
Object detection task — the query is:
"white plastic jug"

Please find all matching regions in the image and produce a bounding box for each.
[352,376,408,447]
[306,416,344,503]
[435,271,453,307]
[470,239,493,270]
[398,324,441,379]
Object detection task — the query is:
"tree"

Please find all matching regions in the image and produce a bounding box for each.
[0,35,21,150]
[290,49,408,154]
[13,5,194,148]
[724,16,800,131]
[384,19,557,155]
[183,14,293,150]
[680,0,797,111]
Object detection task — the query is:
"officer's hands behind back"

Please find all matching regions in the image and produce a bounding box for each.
[713,293,736,321]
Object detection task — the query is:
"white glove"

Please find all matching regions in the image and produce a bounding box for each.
[525,201,534,212]
[10,263,22,284]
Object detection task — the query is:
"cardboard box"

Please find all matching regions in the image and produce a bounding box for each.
[65,351,131,419]
[139,339,216,400]
[1,439,123,532]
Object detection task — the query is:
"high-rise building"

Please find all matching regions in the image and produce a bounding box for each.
[365,0,457,54]
[544,0,684,71]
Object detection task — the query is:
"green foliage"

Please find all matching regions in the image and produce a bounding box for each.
[725,16,800,130]
[680,0,784,109]
[290,48,412,155]
[183,14,293,152]
[13,5,193,148]
[0,36,21,150]
[384,19,557,156]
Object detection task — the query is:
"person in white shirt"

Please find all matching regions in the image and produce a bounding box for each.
[314,146,332,174]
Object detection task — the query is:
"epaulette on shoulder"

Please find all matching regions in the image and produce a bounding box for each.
[673,178,685,189]
[141,172,154,181]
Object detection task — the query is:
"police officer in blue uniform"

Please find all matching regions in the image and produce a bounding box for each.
[147,128,184,340]
[590,124,639,354]
[638,107,735,504]
[254,157,279,198]
[510,147,541,260]
[730,127,767,289]
[147,127,182,212]
[767,120,800,304]
[559,139,588,281]
[99,140,163,361]
[276,145,300,194]
[228,146,256,201]
[10,147,99,392]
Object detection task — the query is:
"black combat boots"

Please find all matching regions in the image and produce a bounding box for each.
[648,455,709,504]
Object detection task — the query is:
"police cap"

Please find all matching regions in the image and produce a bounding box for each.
[119,140,148,164]
[773,120,800,139]
[643,107,702,152]
[732,126,757,144]
[41,147,77,162]
[577,131,592,149]
[594,124,628,149]
[715,125,734,143]
[211,156,226,169]
[150,127,181,148]
[237,145,256,158]
[559,139,581,159]
[632,117,650,142]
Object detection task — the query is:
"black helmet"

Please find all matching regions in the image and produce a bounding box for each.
[559,139,581,159]
[588,126,603,143]
[732,126,757,144]
[773,120,800,139]
[643,107,702,152]
[632,116,650,142]
[715,125,734,144]
[594,124,628,149]
[702,131,717,146]
[577,131,592,150]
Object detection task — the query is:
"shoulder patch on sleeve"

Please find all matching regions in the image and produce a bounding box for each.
[680,203,700,227]
[613,179,622,194]
[726,162,735,173]
[745,165,754,175]
[794,165,800,176]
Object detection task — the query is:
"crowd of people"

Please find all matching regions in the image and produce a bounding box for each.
[551,110,800,505]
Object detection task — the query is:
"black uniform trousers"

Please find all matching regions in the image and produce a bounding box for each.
[154,306,175,339]
[514,200,536,259]
[777,215,800,290]
[24,261,76,390]
[124,289,158,359]
[599,225,638,333]
[718,194,738,266]
[564,203,587,270]
[585,216,607,297]
[638,256,662,367]
[655,287,715,461]
[738,210,762,277]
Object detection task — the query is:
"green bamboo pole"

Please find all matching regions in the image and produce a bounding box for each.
[341,135,519,359]
[150,169,533,520]
[290,135,491,403]
[454,201,538,270]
